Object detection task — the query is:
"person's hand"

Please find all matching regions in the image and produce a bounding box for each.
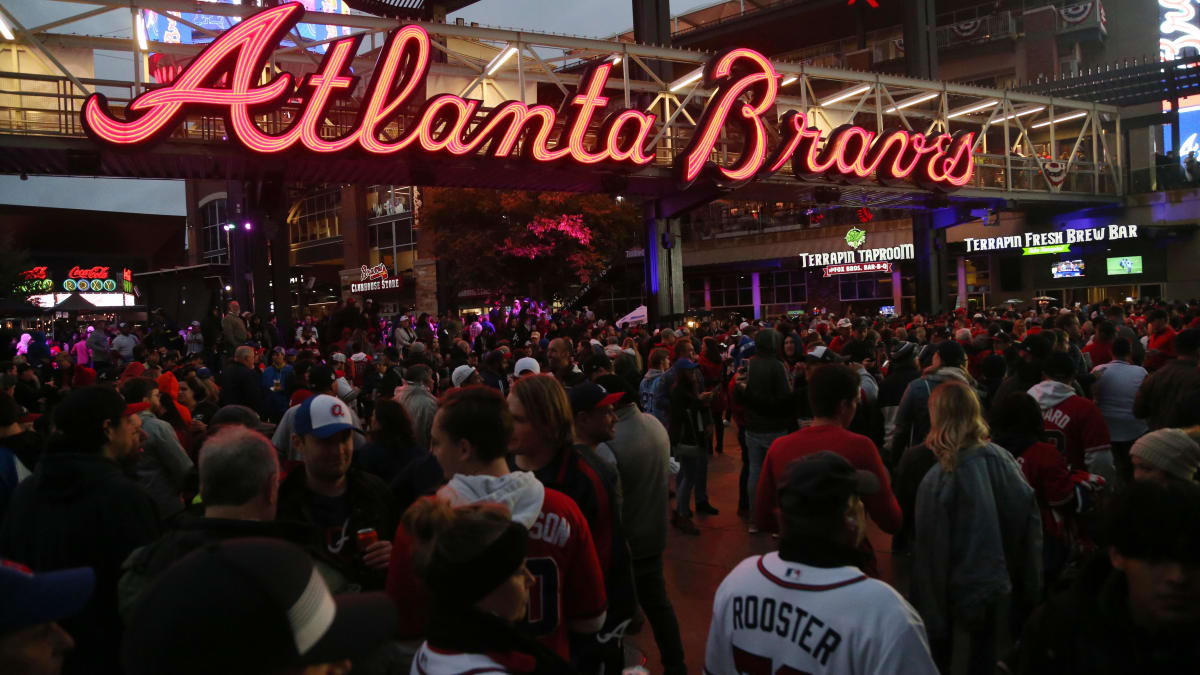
[362,539,392,571]
[188,420,207,434]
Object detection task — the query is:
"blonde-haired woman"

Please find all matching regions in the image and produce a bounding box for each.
[404,499,571,674]
[910,379,1042,675]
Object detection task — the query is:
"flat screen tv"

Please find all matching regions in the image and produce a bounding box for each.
[1051,260,1085,279]
[1106,256,1143,275]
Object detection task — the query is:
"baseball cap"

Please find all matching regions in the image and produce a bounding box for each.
[122,538,396,675]
[0,560,94,633]
[451,365,477,388]
[196,367,212,380]
[514,357,541,376]
[594,374,635,407]
[308,364,336,392]
[836,318,852,328]
[124,402,151,417]
[672,357,700,371]
[294,394,358,439]
[582,353,613,377]
[778,451,880,518]
[567,381,624,414]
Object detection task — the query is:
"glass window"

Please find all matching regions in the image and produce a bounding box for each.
[200,198,228,264]
[289,188,342,244]
[365,186,417,275]
[840,273,891,301]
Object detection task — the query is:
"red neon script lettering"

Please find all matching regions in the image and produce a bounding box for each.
[69,266,111,279]
[82,3,655,168]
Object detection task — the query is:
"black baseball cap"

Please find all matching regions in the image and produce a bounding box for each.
[594,374,635,407]
[567,381,624,414]
[779,451,880,517]
[122,538,396,675]
[308,364,336,392]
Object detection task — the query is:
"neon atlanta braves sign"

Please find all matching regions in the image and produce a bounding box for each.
[83,2,973,192]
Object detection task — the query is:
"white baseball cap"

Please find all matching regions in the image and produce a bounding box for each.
[451,365,477,388]
[836,318,852,328]
[294,394,359,439]
[514,357,541,376]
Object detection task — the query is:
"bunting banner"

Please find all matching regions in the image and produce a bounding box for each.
[1060,2,1095,25]
[952,19,984,39]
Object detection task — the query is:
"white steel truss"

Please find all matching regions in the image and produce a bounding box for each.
[0,0,1122,201]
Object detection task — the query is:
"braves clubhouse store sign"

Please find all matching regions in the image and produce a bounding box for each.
[82,3,976,192]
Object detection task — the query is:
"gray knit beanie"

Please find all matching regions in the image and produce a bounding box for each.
[1131,429,1200,482]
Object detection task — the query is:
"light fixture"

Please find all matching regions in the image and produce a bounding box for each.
[1000,105,1044,121]
[607,54,621,66]
[884,92,938,113]
[781,75,798,86]
[485,46,517,76]
[224,285,232,292]
[1030,110,1087,129]
[135,12,148,51]
[0,15,14,41]
[819,84,871,107]
[946,99,997,119]
[669,67,703,92]
[222,223,234,232]
[243,221,252,231]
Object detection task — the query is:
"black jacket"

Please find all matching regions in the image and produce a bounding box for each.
[1007,553,1200,674]
[218,361,264,415]
[276,465,396,590]
[0,452,161,675]
[118,516,325,619]
[735,329,794,432]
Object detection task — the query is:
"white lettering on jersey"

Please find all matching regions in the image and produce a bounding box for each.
[528,511,571,547]
[1042,408,1071,429]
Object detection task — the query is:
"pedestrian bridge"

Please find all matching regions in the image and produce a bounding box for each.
[0,0,1122,208]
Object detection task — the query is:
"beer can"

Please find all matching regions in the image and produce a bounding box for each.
[356,527,378,548]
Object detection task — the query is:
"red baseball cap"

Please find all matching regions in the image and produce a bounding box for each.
[124,402,151,417]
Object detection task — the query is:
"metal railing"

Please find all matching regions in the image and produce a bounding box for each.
[0,0,1123,202]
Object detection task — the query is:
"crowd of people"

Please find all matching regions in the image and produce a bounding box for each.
[2,294,1199,674]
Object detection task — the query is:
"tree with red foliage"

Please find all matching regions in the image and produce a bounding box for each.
[422,188,640,306]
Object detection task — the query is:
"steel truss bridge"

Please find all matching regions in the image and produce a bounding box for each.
[0,0,1122,211]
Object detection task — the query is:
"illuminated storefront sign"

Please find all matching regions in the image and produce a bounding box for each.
[963,224,1138,253]
[824,261,892,276]
[360,263,389,281]
[351,278,401,293]
[1022,244,1073,256]
[83,3,975,193]
[799,228,915,268]
[20,264,137,308]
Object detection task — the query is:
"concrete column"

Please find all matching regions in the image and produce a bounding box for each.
[892,267,903,313]
[913,212,944,315]
[704,277,712,311]
[751,272,762,320]
[902,0,937,79]
[645,211,684,325]
[340,185,369,271]
[413,188,438,315]
[956,256,968,310]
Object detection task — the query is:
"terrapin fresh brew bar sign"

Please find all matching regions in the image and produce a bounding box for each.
[963,225,1139,254]
[82,3,975,193]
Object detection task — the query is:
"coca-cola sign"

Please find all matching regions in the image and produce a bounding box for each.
[81,3,974,193]
[69,266,111,279]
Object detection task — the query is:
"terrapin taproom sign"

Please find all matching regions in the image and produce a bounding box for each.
[82,2,975,192]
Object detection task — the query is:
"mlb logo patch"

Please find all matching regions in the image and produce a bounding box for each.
[784,567,802,579]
